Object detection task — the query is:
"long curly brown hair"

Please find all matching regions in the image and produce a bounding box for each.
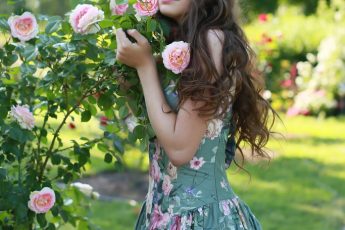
[156,0,280,169]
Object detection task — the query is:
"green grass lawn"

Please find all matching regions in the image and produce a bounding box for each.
[59,114,345,230]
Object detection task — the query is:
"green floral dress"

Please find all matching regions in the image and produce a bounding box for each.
[135,80,262,230]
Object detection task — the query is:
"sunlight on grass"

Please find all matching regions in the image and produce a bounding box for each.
[223,114,345,230]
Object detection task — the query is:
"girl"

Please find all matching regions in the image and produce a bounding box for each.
[115,0,278,229]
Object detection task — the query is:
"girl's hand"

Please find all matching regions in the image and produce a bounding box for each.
[115,28,155,70]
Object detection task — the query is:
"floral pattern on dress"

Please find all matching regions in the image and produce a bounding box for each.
[204,118,224,140]
[189,157,206,170]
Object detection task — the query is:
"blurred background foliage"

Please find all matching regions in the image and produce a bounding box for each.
[1,0,344,229]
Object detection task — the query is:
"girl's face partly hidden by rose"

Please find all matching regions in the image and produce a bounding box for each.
[158,0,191,24]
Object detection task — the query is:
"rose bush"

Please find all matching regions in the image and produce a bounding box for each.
[0,0,183,229]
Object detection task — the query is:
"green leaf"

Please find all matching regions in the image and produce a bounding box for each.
[133,125,145,140]
[22,45,38,61]
[3,54,18,66]
[113,139,124,154]
[147,19,157,32]
[119,105,129,119]
[61,21,72,34]
[86,45,98,60]
[97,93,114,110]
[105,123,120,133]
[99,19,114,29]
[81,110,92,122]
[128,132,137,143]
[97,143,109,153]
[47,223,56,230]
[0,18,10,31]
[104,153,113,163]
[104,109,114,119]
[14,203,27,223]
[59,209,69,222]
[37,213,47,228]
[51,154,61,165]
[104,50,116,66]
[116,0,128,4]
[2,136,18,153]
[7,126,35,143]
[45,16,62,34]
[20,63,37,75]
[52,42,76,52]
[50,206,59,217]
[88,95,97,104]
[139,139,147,152]
[0,168,7,179]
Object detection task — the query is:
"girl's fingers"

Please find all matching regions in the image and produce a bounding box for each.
[127,29,148,45]
[116,28,131,47]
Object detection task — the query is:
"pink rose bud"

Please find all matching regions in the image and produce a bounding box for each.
[162,41,191,74]
[68,122,76,129]
[110,0,129,15]
[28,187,56,214]
[7,12,39,42]
[10,104,35,130]
[69,4,104,35]
[258,13,268,23]
[100,116,108,126]
[133,0,159,17]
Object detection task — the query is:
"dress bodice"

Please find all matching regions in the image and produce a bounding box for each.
[145,79,238,212]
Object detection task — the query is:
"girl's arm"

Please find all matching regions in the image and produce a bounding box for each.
[115,28,224,167]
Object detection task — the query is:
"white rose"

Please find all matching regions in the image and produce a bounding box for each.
[70,182,93,197]
[10,104,35,130]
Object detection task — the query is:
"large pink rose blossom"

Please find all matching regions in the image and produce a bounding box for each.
[28,187,55,214]
[7,12,39,42]
[10,104,35,130]
[110,0,129,15]
[69,4,104,35]
[133,0,159,17]
[162,41,191,74]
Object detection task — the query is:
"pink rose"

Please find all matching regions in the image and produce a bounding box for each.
[69,4,104,35]
[28,187,55,214]
[110,0,129,15]
[286,107,309,117]
[133,0,159,17]
[10,104,35,130]
[258,13,268,23]
[7,12,39,42]
[162,41,191,74]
